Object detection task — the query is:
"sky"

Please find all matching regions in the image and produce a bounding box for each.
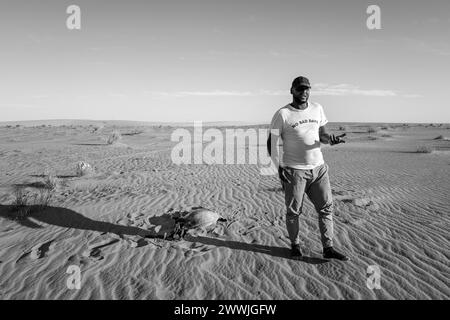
[0,0,449,123]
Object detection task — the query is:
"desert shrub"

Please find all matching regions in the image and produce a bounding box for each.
[123,129,144,136]
[434,135,444,140]
[33,188,53,210]
[14,205,31,220]
[342,217,352,225]
[380,126,389,130]
[43,174,58,190]
[381,134,392,138]
[107,130,122,144]
[11,186,33,220]
[338,126,346,131]
[91,124,103,133]
[367,136,378,140]
[367,126,378,134]
[13,186,29,208]
[12,186,54,220]
[76,161,94,177]
[416,145,433,153]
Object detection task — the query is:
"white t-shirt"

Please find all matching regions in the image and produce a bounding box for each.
[270,102,328,170]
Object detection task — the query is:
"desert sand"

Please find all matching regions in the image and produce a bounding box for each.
[0,121,449,299]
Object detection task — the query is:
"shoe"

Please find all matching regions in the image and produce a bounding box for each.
[290,243,302,257]
[323,247,349,261]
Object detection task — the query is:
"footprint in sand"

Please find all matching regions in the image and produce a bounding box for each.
[183,246,214,258]
[172,238,215,257]
[338,195,379,211]
[16,252,30,263]
[67,254,88,266]
[30,240,56,260]
[332,190,347,196]
[127,212,145,220]
[16,239,56,263]
[81,239,120,262]
[127,238,148,248]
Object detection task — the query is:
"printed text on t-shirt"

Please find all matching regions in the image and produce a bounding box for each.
[290,119,319,128]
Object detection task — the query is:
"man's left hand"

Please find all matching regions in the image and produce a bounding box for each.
[329,133,346,145]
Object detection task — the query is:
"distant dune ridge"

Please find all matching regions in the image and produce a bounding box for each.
[0,119,268,128]
[0,120,449,299]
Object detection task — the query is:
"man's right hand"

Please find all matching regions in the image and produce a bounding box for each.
[278,166,291,184]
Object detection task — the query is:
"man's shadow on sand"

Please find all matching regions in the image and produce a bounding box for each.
[0,205,327,264]
[184,235,328,264]
[0,205,151,236]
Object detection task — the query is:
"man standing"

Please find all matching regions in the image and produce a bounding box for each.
[267,76,349,261]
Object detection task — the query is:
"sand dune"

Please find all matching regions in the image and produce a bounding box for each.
[0,122,449,299]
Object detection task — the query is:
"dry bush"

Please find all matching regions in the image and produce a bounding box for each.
[11,185,55,220]
[33,188,53,210]
[107,130,122,144]
[43,174,58,190]
[14,206,31,220]
[91,126,100,133]
[13,186,29,208]
[367,126,378,134]
[123,129,144,136]
[381,134,392,138]
[434,135,444,140]
[76,161,94,177]
[416,145,433,153]
[11,187,35,220]
[90,123,104,133]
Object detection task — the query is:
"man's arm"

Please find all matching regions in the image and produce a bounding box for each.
[267,132,281,162]
[267,132,291,184]
[268,111,283,160]
[267,134,272,156]
[319,125,331,144]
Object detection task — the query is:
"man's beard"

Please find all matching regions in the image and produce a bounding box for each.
[294,96,308,104]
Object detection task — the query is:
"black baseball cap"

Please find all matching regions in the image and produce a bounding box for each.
[292,76,311,89]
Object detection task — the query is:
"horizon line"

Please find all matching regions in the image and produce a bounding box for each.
[0,119,448,126]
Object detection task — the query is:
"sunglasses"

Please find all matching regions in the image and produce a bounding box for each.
[293,86,311,91]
